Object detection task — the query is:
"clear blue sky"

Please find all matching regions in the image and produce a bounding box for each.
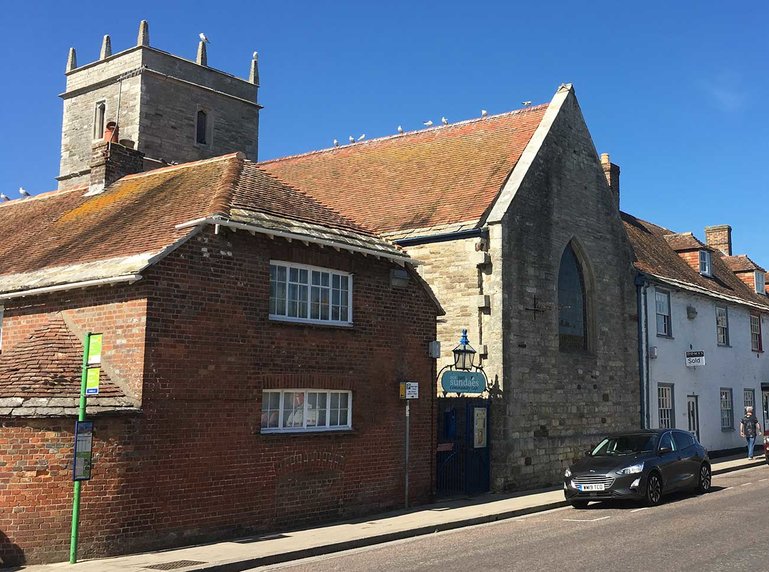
[0,1,766,265]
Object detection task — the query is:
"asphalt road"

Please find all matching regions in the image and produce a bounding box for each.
[253,465,769,572]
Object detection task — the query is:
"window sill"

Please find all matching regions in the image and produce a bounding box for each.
[259,428,355,437]
[721,427,735,432]
[656,334,674,339]
[269,316,354,328]
[717,343,731,348]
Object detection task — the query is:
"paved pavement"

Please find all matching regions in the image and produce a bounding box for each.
[16,454,765,572]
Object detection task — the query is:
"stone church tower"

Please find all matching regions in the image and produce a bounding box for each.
[58,21,261,190]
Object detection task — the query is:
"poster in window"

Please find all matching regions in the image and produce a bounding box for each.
[473,407,487,449]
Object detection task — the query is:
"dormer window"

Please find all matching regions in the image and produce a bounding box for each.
[756,271,766,295]
[699,250,712,277]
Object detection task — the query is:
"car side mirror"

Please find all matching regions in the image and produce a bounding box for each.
[658,446,672,455]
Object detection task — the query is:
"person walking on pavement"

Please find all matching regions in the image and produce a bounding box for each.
[740,406,761,460]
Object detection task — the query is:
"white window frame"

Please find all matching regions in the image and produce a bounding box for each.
[744,388,755,411]
[751,314,763,352]
[655,289,672,337]
[269,261,353,326]
[658,384,674,429]
[715,305,729,346]
[720,388,734,430]
[699,250,712,277]
[756,271,766,295]
[261,389,353,433]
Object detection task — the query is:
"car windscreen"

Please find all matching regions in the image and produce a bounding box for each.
[591,434,657,456]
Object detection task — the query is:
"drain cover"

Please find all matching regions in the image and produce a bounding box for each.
[145,561,207,570]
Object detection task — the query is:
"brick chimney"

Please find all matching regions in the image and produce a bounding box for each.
[600,153,620,209]
[704,224,732,256]
[88,137,144,195]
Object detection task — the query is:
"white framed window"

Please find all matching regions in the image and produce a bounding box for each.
[716,305,729,346]
[269,261,352,325]
[93,101,106,140]
[720,388,734,430]
[756,271,766,295]
[658,384,674,429]
[699,250,712,277]
[751,314,763,352]
[655,290,672,336]
[744,388,755,410]
[261,389,352,433]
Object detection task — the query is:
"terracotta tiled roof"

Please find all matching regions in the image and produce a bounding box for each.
[0,154,405,295]
[663,232,709,252]
[0,314,124,399]
[622,212,769,309]
[261,105,549,235]
[724,254,766,273]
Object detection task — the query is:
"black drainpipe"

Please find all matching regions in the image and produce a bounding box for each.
[635,272,649,429]
[394,227,488,247]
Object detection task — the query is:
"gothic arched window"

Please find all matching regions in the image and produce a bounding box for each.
[196,109,208,145]
[558,243,587,351]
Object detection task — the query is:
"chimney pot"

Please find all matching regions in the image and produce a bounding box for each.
[104,121,119,143]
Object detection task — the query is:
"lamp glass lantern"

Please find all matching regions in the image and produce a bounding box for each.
[452,329,476,371]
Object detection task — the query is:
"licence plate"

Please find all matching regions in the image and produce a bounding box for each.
[578,484,605,492]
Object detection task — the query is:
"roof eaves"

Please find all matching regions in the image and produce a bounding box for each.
[642,272,769,312]
[176,214,415,266]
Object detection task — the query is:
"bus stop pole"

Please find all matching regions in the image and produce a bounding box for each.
[70,332,92,564]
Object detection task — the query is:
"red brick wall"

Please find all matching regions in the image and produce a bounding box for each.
[0,227,437,565]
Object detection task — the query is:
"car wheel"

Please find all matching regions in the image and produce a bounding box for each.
[570,500,589,509]
[696,463,711,494]
[645,472,663,506]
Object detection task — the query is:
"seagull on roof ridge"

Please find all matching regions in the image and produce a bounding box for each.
[0,193,9,202]
[397,125,404,133]
[199,32,210,44]
[348,135,355,143]
[522,101,532,106]
[19,187,30,197]
[423,120,433,127]
[333,139,339,147]
[252,51,258,60]
[441,117,448,125]
[481,109,488,117]
[358,134,366,141]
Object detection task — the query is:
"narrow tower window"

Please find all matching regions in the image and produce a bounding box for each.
[93,101,106,140]
[196,109,208,145]
[558,243,587,351]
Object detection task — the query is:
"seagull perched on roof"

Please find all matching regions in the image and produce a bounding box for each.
[333,139,339,147]
[397,125,404,133]
[252,51,258,60]
[441,116,448,125]
[19,187,30,197]
[357,134,366,141]
[348,135,355,144]
[481,109,488,117]
[423,120,433,127]
[522,100,532,106]
[0,193,9,202]
[199,32,210,44]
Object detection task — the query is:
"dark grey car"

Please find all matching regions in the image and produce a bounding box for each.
[564,429,711,508]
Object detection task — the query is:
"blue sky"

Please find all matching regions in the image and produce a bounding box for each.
[0,1,766,265]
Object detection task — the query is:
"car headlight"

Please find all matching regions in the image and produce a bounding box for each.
[617,462,644,475]
[564,468,572,478]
